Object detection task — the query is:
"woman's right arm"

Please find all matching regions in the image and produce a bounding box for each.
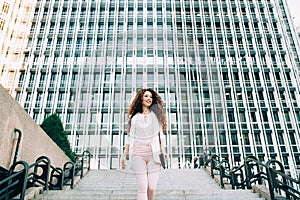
[121,144,129,169]
[121,115,134,169]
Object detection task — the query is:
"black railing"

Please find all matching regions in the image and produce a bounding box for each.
[266,159,300,200]
[49,166,63,190]
[0,161,28,200]
[27,156,51,190]
[0,151,91,200]
[13,129,22,165]
[244,156,267,189]
[219,160,231,189]
[203,149,300,199]
[61,150,91,189]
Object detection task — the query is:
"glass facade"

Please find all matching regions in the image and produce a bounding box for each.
[11,0,300,176]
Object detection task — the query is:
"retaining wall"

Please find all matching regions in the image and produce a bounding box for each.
[0,84,69,169]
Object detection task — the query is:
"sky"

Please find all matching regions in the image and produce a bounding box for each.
[286,0,300,28]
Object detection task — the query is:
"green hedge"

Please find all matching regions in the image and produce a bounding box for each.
[40,113,75,161]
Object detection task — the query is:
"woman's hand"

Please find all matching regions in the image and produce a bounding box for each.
[163,152,169,163]
[164,153,169,161]
[121,156,126,169]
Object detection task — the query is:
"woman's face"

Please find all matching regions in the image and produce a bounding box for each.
[142,91,153,108]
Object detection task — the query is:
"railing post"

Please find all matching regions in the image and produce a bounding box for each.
[244,155,260,189]
[203,148,211,168]
[50,167,63,190]
[230,166,245,189]
[220,160,230,189]
[211,155,219,179]
[266,159,290,200]
[13,129,22,165]
[34,156,51,191]
[63,161,75,189]
[81,150,91,178]
[8,161,29,200]
[211,156,215,178]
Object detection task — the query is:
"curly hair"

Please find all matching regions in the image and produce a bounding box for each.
[127,88,167,134]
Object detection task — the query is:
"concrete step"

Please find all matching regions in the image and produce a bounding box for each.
[34,169,264,200]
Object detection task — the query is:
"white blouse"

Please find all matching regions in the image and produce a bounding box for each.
[129,112,159,143]
[125,111,165,164]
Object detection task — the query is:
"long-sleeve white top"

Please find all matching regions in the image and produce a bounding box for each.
[125,111,165,164]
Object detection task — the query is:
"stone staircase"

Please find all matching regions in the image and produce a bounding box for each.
[34,169,264,200]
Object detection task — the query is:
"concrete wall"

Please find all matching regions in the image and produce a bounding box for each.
[0,84,69,169]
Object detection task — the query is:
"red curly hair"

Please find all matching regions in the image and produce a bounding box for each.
[127,88,167,134]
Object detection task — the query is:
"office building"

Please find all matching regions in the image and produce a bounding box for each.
[0,0,36,94]
[11,0,300,176]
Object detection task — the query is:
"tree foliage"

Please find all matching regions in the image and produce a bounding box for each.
[40,113,75,161]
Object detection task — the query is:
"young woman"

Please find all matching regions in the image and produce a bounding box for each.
[121,88,167,200]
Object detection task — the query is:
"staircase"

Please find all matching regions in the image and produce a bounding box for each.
[35,169,264,200]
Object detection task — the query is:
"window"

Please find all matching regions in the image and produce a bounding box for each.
[251,112,257,122]
[205,112,212,122]
[254,133,261,145]
[266,133,273,145]
[50,73,57,87]
[47,92,54,101]
[228,112,235,122]
[47,39,52,45]
[247,91,253,100]
[26,92,32,102]
[268,91,275,100]
[28,73,35,87]
[273,111,279,122]
[284,112,290,122]
[239,112,246,122]
[69,22,74,29]
[231,133,238,145]
[243,133,250,145]
[57,38,62,45]
[58,92,65,101]
[66,113,73,123]
[258,91,264,100]
[67,38,72,44]
[296,112,300,121]
[0,18,5,30]
[262,111,268,122]
[275,72,281,81]
[203,91,210,100]
[2,2,10,14]
[254,72,260,81]
[76,38,82,45]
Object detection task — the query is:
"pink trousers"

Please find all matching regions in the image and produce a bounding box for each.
[132,142,160,200]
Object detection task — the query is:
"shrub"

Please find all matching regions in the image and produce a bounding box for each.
[40,113,75,161]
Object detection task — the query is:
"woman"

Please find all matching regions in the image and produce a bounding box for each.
[121,88,167,200]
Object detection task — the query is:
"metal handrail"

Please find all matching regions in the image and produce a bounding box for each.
[266,159,300,200]
[210,155,220,178]
[13,129,22,165]
[219,160,231,188]
[0,161,28,200]
[203,148,211,169]
[63,161,75,189]
[27,156,51,190]
[75,150,91,178]
[49,166,63,190]
[63,150,91,189]
[229,164,246,189]
[0,150,91,199]
[202,150,300,199]
[244,156,268,189]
